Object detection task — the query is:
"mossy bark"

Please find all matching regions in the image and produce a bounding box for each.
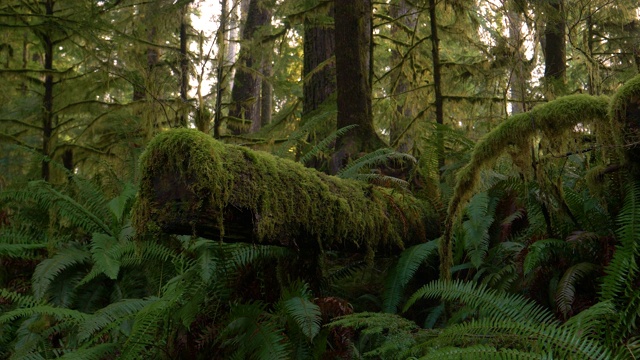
[133,129,439,257]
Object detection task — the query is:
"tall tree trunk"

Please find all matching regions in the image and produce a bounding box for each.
[42,0,54,182]
[257,54,272,130]
[542,0,566,98]
[428,0,445,173]
[228,0,270,134]
[506,3,528,114]
[178,3,190,128]
[389,0,417,151]
[213,0,228,137]
[301,2,336,169]
[332,0,384,173]
[302,3,336,116]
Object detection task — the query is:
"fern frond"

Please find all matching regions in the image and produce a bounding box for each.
[77,298,155,343]
[90,233,121,280]
[32,243,90,300]
[403,280,556,325]
[563,301,616,339]
[421,318,609,359]
[28,181,112,235]
[281,295,321,341]
[337,148,416,179]
[555,262,598,318]
[523,239,569,275]
[57,344,118,360]
[298,124,358,165]
[120,298,171,360]
[383,239,439,313]
[0,289,40,308]
[223,302,290,360]
[418,345,541,360]
[329,312,419,359]
[462,192,495,268]
[601,181,640,301]
[0,305,87,325]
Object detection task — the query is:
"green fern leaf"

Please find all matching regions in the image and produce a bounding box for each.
[77,298,155,343]
[555,262,598,318]
[299,124,358,165]
[523,239,568,275]
[90,233,121,280]
[462,192,495,268]
[32,244,90,300]
[57,344,118,360]
[403,280,556,325]
[383,239,439,313]
[282,296,321,340]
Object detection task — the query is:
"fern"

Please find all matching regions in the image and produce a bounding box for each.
[403,280,556,325]
[336,148,416,180]
[279,291,321,340]
[383,239,439,314]
[57,344,119,360]
[601,181,640,301]
[555,262,598,319]
[417,345,542,360]
[462,192,496,268]
[329,312,419,359]
[77,298,156,343]
[222,302,290,360]
[32,243,90,300]
[298,124,358,165]
[523,239,569,275]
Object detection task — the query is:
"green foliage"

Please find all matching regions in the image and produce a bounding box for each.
[383,239,439,314]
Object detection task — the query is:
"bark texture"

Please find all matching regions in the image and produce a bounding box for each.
[133,129,440,256]
[332,0,384,172]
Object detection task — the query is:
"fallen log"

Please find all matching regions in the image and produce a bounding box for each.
[132,129,440,257]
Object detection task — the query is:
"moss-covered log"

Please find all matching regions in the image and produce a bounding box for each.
[133,129,439,256]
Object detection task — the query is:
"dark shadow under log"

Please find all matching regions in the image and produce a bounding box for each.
[133,129,440,257]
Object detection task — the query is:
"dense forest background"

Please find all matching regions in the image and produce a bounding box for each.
[1,0,640,358]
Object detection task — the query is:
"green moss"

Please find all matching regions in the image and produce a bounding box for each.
[441,94,610,281]
[609,74,640,124]
[133,129,438,256]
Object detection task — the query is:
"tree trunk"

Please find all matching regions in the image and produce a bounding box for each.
[302,3,336,116]
[301,2,336,169]
[42,0,54,182]
[258,54,273,129]
[506,3,528,114]
[228,0,270,134]
[428,0,444,173]
[542,0,566,98]
[389,0,417,152]
[178,3,190,128]
[133,129,440,256]
[213,0,228,137]
[332,0,384,173]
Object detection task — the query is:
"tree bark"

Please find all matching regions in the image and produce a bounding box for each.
[542,0,566,98]
[428,0,444,173]
[389,0,417,152]
[228,0,270,134]
[332,0,384,173]
[302,3,336,116]
[133,129,440,256]
[41,0,54,182]
[178,2,190,128]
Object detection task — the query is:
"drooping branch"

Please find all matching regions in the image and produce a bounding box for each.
[440,94,610,281]
[133,129,440,257]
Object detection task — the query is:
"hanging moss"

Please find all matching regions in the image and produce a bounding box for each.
[440,94,610,281]
[609,74,640,169]
[132,129,439,257]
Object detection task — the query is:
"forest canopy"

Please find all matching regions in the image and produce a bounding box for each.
[1,0,640,359]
